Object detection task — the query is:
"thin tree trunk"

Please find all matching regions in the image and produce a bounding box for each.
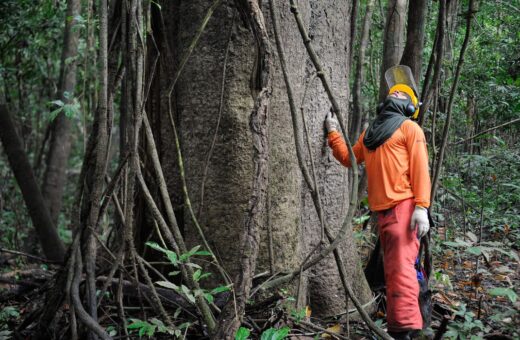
[378,0,407,101]
[430,0,477,204]
[351,0,375,141]
[400,0,428,83]
[349,0,359,67]
[41,0,82,225]
[419,0,447,126]
[76,0,110,336]
[0,105,66,262]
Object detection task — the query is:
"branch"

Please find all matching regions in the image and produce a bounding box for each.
[0,247,61,264]
[166,0,222,97]
[70,247,111,340]
[136,160,216,330]
[451,117,520,145]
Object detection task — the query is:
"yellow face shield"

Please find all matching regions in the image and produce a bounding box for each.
[385,65,421,119]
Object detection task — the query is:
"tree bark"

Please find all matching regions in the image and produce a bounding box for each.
[212,1,272,336]
[378,0,407,101]
[0,105,65,262]
[351,0,375,141]
[155,0,371,321]
[418,0,447,126]
[41,0,82,225]
[400,0,428,83]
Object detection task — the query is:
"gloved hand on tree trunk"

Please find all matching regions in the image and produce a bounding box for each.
[325,110,339,133]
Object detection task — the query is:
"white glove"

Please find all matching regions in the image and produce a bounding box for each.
[410,206,429,238]
[325,111,339,133]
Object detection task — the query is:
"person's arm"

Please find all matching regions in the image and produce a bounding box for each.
[328,131,364,168]
[404,121,431,208]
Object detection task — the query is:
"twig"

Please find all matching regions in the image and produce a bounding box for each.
[433,315,451,340]
[134,250,176,329]
[0,247,61,264]
[451,117,520,145]
[166,0,222,97]
[136,161,216,330]
[198,10,236,220]
[438,182,480,213]
[162,104,231,285]
[292,318,348,340]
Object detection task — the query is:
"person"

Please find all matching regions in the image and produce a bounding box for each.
[325,65,431,340]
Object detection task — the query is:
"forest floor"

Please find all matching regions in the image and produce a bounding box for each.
[0,226,518,339]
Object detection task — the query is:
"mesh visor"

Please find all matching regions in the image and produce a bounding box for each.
[384,65,419,96]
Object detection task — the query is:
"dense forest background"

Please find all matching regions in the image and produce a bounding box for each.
[0,0,519,339]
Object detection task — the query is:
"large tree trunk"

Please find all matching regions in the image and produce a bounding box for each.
[153,0,372,318]
[294,1,372,317]
[41,0,81,225]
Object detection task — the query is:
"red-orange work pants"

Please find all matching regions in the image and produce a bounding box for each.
[377,198,423,332]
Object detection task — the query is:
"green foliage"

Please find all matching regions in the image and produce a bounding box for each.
[146,242,230,305]
[48,92,82,121]
[0,305,20,338]
[445,304,488,340]
[0,162,29,250]
[260,327,291,340]
[433,270,453,291]
[290,307,307,324]
[0,306,20,322]
[235,327,251,340]
[105,325,117,337]
[440,147,520,248]
[443,239,519,262]
[126,318,179,338]
[488,287,518,303]
[489,307,519,337]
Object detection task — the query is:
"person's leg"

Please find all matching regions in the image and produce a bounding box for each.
[378,198,422,333]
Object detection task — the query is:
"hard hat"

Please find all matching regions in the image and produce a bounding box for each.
[385,65,420,119]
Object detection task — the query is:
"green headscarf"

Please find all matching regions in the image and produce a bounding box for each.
[363,97,411,150]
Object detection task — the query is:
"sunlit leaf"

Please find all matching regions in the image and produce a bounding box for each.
[156,281,179,291]
[488,287,517,303]
[235,327,250,340]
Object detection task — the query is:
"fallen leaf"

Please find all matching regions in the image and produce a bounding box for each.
[494,266,514,274]
[466,231,478,243]
[322,324,341,338]
[462,261,474,269]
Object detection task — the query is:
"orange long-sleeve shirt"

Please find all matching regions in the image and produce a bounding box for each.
[328,120,431,211]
